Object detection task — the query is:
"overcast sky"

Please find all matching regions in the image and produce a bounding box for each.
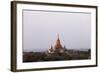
[22,10,91,52]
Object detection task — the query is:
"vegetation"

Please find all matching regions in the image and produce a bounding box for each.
[23,49,91,62]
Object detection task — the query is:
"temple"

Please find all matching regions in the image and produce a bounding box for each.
[47,34,66,54]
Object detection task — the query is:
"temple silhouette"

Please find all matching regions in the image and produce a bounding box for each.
[47,34,66,54]
[45,34,67,60]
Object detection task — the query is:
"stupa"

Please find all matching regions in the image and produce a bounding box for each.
[47,34,65,54]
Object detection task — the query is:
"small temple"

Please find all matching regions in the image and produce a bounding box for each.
[47,34,66,54]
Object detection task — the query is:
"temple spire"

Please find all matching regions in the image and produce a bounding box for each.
[57,34,60,42]
[54,34,63,49]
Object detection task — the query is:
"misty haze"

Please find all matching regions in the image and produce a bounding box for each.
[23,10,91,52]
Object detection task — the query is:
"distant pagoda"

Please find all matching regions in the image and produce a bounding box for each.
[47,34,66,54]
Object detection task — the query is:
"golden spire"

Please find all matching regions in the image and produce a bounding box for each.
[54,34,63,49]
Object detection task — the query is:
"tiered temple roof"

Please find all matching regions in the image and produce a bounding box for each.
[48,34,64,54]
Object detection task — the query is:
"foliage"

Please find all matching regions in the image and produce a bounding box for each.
[23,49,91,62]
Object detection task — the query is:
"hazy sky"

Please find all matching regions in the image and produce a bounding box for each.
[22,10,91,52]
